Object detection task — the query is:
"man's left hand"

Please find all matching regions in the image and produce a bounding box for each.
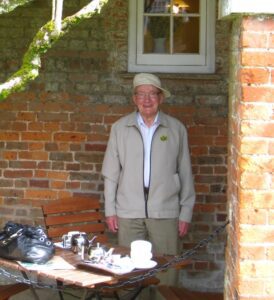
[179,221,190,237]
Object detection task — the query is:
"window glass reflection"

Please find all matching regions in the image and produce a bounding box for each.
[143,0,200,54]
[144,0,170,13]
[144,0,199,14]
[173,17,199,53]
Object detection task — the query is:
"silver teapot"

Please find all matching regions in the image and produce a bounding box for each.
[62,231,81,249]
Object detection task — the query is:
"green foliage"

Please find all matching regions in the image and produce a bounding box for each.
[149,17,169,38]
[0,0,110,101]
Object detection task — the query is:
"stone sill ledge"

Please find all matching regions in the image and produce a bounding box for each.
[120,72,224,82]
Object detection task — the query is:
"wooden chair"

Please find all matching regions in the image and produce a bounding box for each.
[41,196,108,244]
[0,283,29,300]
[41,196,160,299]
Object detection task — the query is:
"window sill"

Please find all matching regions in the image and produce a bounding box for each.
[119,72,223,82]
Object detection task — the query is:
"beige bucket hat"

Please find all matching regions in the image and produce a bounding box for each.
[133,73,171,98]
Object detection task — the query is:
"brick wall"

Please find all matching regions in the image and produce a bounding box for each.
[0,0,230,291]
[225,15,274,299]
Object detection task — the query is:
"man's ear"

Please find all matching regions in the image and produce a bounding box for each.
[132,94,137,106]
[159,93,164,104]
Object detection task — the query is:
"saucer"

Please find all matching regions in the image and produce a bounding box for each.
[133,260,157,269]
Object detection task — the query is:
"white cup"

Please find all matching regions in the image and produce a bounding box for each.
[130,240,152,266]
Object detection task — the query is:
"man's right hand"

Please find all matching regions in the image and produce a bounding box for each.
[106,215,118,233]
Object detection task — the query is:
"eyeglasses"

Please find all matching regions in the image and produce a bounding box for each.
[134,92,161,100]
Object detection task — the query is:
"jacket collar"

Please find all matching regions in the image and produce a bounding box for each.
[127,111,169,128]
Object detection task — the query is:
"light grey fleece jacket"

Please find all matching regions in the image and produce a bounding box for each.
[101,111,195,223]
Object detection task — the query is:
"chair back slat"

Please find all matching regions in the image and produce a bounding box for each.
[47,223,106,239]
[41,196,108,243]
[45,211,104,226]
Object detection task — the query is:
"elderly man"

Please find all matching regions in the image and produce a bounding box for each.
[102,73,195,285]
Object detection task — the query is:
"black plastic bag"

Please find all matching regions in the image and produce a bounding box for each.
[0,221,55,264]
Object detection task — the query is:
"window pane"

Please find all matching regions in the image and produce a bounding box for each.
[172,0,199,14]
[144,16,170,53]
[144,0,170,13]
[173,17,199,53]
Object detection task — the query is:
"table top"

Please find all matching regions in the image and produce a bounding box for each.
[0,246,191,290]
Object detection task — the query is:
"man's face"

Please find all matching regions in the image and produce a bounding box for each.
[133,84,163,120]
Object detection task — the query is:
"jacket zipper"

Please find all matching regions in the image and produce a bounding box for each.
[136,123,160,218]
[144,126,160,218]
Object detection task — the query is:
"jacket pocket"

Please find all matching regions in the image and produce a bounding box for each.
[173,173,181,193]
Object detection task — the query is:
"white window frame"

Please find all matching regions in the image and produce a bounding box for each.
[128,0,216,73]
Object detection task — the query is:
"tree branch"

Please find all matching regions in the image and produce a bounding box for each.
[0,0,109,101]
[0,0,35,14]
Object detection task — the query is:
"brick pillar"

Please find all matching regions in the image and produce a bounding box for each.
[225,15,274,299]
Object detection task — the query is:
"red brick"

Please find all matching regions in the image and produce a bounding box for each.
[239,190,274,209]
[34,170,47,178]
[242,51,274,67]
[242,86,274,102]
[51,181,66,189]
[239,245,266,260]
[57,191,71,199]
[240,103,272,120]
[191,146,208,156]
[22,132,51,141]
[4,170,33,178]
[39,92,70,102]
[25,189,58,200]
[240,138,268,154]
[265,280,274,296]
[240,172,271,189]
[269,211,274,225]
[104,115,122,124]
[30,180,49,188]
[85,144,107,152]
[242,17,274,32]
[239,208,267,225]
[17,112,36,121]
[239,68,270,84]
[239,155,274,173]
[270,33,274,49]
[44,122,60,131]
[94,104,114,114]
[241,32,268,48]
[19,151,48,160]
[54,132,86,142]
[28,122,44,131]
[66,182,81,189]
[240,261,273,277]
[0,133,19,141]
[195,184,210,193]
[12,122,27,131]
[194,203,215,213]
[189,136,214,146]
[238,275,264,300]
[215,136,227,146]
[47,171,68,180]
[29,142,44,151]
[87,134,109,142]
[240,226,274,243]
[241,121,274,138]
[267,246,274,260]
[3,151,17,160]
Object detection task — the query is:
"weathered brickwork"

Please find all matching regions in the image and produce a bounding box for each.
[225,15,274,300]
[0,0,231,291]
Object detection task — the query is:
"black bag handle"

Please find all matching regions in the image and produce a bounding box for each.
[0,228,23,247]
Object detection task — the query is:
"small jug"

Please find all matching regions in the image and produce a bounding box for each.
[71,233,89,259]
[88,242,105,263]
